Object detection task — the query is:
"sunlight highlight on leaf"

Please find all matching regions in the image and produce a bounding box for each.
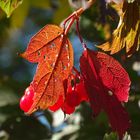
[20,25,73,114]
[0,0,23,17]
[98,1,140,57]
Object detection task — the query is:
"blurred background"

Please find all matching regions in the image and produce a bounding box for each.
[0,0,140,140]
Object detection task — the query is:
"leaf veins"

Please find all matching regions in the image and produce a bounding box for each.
[80,48,131,138]
[20,25,73,114]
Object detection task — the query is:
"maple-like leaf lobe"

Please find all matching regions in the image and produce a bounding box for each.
[20,24,64,63]
[81,48,131,102]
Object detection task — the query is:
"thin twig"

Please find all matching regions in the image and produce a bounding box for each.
[75,18,87,49]
[63,0,95,35]
[64,17,75,35]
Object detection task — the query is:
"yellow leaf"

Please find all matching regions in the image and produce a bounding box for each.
[98,1,140,57]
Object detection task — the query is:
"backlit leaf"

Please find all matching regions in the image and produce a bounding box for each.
[20,25,63,63]
[0,0,22,18]
[20,25,73,114]
[80,48,131,138]
[81,48,131,102]
[98,1,140,56]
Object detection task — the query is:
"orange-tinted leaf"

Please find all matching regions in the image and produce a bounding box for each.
[20,25,63,63]
[21,25,73,114]
[98,1,140,56]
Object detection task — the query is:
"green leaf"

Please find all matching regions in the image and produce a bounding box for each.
[103,132,119,140]
[0,0,23,18]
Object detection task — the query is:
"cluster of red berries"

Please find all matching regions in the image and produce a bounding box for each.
[20,75,89,114]
[20,85,34,112]
[49,76,89,114]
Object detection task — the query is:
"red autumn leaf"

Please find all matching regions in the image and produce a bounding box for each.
[48,79,68,112]
[81,49,131,102]
[80,48,131,138]
[20,25,74,114]
[96,52,130,102]
[20,25,63,63]
[102,93,131,139]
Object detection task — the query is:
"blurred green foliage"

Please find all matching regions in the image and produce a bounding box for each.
[0,0,140,140]
[0,0,23,18]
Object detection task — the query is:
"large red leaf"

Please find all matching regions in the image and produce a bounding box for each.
[79,55,102,116]
[96,52,130,102]
[81,49,131,102]
[102,93,131,139]
[20,25,74,114]
[80,48,131,138]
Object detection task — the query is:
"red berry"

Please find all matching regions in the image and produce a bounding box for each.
[61,102,75,114]
[20,86,34,112]
[61,77,89,115]
[25,86,34,96]
[61,86,80,114]
[49,95,64,111]
[75,81,89,102]
[66,86,80,107]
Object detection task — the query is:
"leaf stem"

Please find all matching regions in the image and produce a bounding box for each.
[64,17,75,35]
[73,66,80,75]
[75,18,87,49]
[63,0,95,35]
